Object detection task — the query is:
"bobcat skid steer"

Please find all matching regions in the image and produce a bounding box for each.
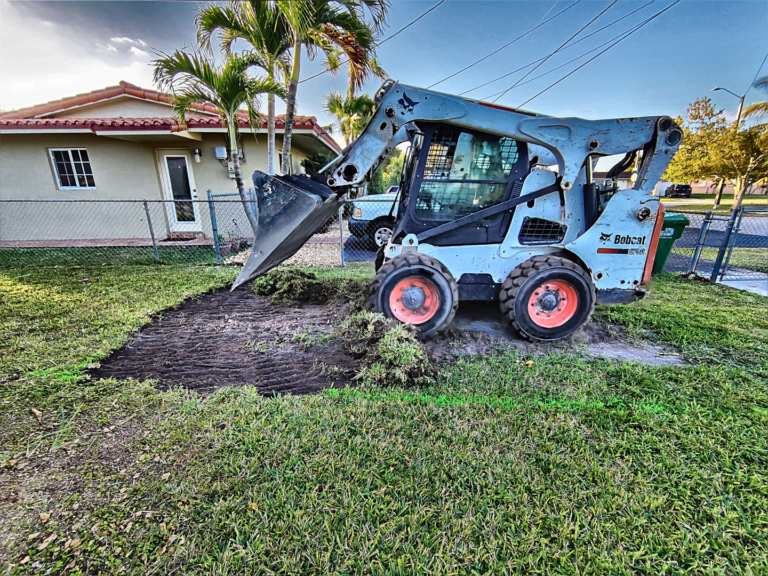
[231,79,682,341]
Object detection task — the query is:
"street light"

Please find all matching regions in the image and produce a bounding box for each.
[711,86,745,125]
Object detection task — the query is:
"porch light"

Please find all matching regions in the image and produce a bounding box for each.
[193,148,202,163]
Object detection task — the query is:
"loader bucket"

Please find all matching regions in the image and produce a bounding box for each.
[231,171,342,290]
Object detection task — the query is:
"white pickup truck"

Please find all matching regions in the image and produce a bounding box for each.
[348,186,399,247]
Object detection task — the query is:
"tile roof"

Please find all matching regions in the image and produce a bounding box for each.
[0,81,340,151]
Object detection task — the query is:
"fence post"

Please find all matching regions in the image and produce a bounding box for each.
[710,208,740,282]
[339,206,345,267]
[719,206,745,280]
[143,201,160,262]
[688,210,712,274]
[207,189,221,263]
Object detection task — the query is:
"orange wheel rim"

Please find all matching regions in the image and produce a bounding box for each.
[527,280,578,328]
[389,277,440,325]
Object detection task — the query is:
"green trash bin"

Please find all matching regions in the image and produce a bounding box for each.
[652,213,690,274]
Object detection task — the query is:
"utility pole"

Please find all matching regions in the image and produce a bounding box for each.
[710,86,746,209]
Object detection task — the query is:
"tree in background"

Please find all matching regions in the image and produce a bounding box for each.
[369,148,404,195]
[196,1,293,175]
[720,125,768,209]
[153,50,284,233]
[281,0,389,175]
[743,76,768,122]
[664,97,768,210]
[664,98,728,188]
[301,151,335,173]
[324,91,376,145]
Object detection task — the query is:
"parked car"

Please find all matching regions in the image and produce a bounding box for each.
[349,186,399,247]
[665,184,692,198]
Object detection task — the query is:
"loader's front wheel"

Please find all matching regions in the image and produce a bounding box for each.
[500,255,595,342]
[371,252,459,337]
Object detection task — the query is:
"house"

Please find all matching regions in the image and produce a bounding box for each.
[0,81,340,244]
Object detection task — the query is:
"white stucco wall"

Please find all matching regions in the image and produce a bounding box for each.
[0,131,309,241]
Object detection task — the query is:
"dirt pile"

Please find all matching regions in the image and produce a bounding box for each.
[253,268,368,307]
[339,311,435,387]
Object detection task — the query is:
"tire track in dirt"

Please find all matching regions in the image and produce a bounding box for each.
[91,289,358,395]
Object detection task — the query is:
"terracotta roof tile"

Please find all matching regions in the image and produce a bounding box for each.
[0,81,340,151]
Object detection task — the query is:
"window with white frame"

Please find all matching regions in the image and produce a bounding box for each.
[49,148,95,189]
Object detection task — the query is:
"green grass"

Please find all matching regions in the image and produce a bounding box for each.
[0,246,220,267]
[2,269,768,575]
[672,247,768,274]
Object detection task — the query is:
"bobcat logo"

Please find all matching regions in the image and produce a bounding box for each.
[600,232,612,242]
[397,91,420,113]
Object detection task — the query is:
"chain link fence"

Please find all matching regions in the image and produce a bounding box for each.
[0,197,254,267]
[2,197,765,289]
[664,206,767,282]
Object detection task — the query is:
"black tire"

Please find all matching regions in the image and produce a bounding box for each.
[367,218,394,248]
[371,252,459,337]
[374,244,386,272]
[499,255,596,342]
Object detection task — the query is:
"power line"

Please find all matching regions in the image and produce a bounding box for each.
[517,0,681,108]
[427,1,583,89]
[481,25,647,101]
[299,0,446,84]
[459,0,655,96]
[745,51,768,97]
[492,0,618,103]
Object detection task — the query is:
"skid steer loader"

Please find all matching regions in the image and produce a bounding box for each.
[231,79,682,341]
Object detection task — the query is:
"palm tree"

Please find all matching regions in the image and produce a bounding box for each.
[324,90,375,145]
[196,1,292,175]
[743,76,768,121]
[152,49,285,233]
[280,0,389,175]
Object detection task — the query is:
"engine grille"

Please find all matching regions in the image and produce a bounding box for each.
[518,217,567,245]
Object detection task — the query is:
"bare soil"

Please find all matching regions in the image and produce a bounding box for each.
[92,292,685,397]
[91,289,359,395]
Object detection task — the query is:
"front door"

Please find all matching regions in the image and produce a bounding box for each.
[156,150,200,233]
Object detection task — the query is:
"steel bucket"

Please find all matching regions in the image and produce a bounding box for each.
[231,171,343,290]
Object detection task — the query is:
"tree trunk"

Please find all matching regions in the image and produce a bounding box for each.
[732,175,750,212]
[267,65,276,175]
[230,123,259,234]
[713,179,726,209]
[281,42,301,175]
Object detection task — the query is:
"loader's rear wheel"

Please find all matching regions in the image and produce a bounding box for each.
[500,255,595,342]
[371,252,459,337]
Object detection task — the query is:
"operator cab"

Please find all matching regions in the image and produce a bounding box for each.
[392,123,530,246]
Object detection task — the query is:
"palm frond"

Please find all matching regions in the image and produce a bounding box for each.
[743,101,768,119]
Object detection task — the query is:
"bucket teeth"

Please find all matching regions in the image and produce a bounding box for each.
[231,171,341,290]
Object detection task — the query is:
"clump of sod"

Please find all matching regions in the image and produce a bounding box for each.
[338,311,435,387]
[253,268,367,306]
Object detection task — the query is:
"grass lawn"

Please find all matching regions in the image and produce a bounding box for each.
[1,265,767,574]
[672,247,768,274]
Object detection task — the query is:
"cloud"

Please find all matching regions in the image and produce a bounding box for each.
[110,37,135,44]
[130,46,150,58]
[137,39,147,47]
[106,44,117,53]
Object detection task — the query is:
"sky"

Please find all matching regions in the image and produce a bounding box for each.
[1,0,766,138]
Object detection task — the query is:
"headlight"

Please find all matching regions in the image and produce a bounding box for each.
[353,208,362,218]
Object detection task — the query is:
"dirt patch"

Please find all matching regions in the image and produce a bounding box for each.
[426,302,687,366]
[92,292,685,396]
[91,289,359,395]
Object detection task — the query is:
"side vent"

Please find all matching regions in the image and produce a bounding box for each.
[518,217,566,245]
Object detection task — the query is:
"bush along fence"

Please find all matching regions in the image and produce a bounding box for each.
[1,196,765,284]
